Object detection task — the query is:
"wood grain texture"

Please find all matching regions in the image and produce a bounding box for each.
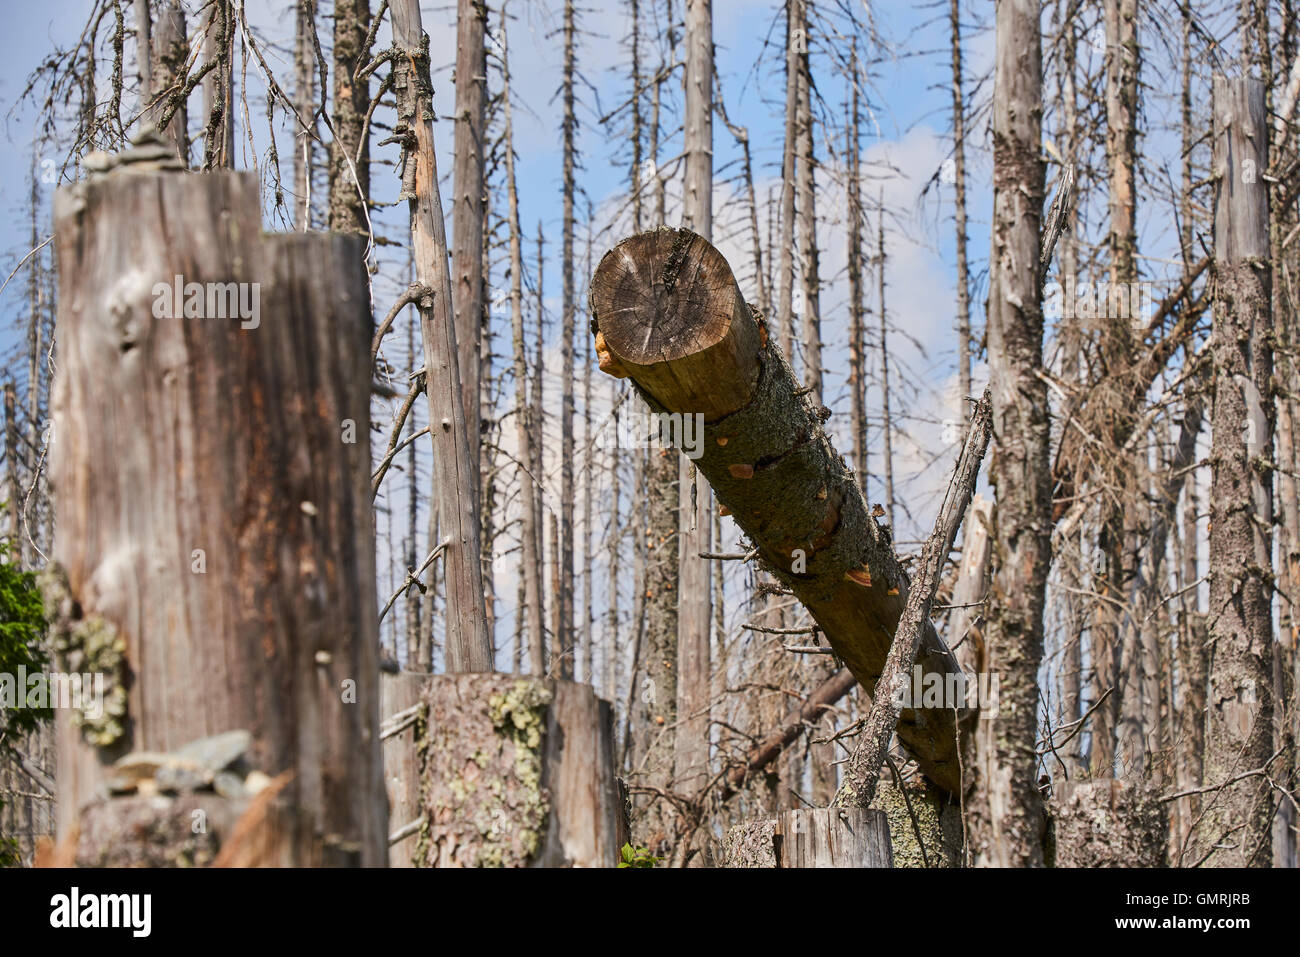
[51,169,386,866]
[381,671,428,867]
[723,809,892,868]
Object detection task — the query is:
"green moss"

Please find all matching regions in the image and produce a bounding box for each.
[484,680,552,865]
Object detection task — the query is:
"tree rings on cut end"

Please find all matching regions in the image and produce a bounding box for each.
[589,228,762,419]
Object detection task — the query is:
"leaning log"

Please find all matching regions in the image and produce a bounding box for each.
[48,149,386,865]
[590,228,967,797]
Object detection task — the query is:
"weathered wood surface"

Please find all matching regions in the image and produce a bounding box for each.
[381,671,428,867]
[724,809,892,868]
[419,674,623,867]
[50,165,386,865]
[590,228,967,797]
[1051,779,1168,867]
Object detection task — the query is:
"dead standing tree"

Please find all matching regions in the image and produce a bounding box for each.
[1196,74,1277,868]
[48,148,386,866]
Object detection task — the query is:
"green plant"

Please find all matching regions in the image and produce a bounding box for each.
[0,542,50,740]
[617,842,659,868]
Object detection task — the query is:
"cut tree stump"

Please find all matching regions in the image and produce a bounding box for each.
[1050,779,1168,867]
[723,809,892,867]
[590,228,967,797]
[49,156,385,866]
[418,674,624,867]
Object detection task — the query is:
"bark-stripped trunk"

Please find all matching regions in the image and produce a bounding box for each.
[592,228,968,797]
[452,0,487,509]
[967,0,1048,868]
[501,4,544,676]
[1198,75,1275,867]
[143,0,188,164]
[390,0,492,672]
[674,0,713,810]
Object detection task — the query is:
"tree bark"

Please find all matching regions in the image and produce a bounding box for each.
[724,809,892,867]
[329,0,371,235]
[1198,74,1276,867]
[968,0,1049,868]
[558,0,578,679]
[418,674,623,867]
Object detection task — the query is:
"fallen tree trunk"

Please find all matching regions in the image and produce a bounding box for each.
[590,227,966,797]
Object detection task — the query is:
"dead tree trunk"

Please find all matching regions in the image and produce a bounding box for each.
[949,0,972,401]
[49,162,386,866]
[846,45,867,491]
[675,0,713,806]
[391,0,492,672]
[968,0,1049,868]
[381,671,426,867]
[200,0,235,170]
[292,0,317,230]
[500,3,544,676]
[452,0,487,506]
[775,0,801,362]
[794,9,821,403]
[1199,74,1276,867]
[558,0,578,679]
[591,228,968,797]
[143,0,188,164]
[329,0,371,235]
